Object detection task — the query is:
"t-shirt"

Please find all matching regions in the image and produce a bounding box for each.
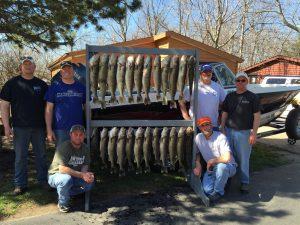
[45,80,86,131]
[0,75,48,128]
[184,81,226,127]
[48,140,90,175]
[222,90,260,130]
[195,131,236,165]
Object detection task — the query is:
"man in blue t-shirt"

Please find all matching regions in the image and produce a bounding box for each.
[45,61,86,147]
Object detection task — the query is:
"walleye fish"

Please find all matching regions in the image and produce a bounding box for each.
[98,54,109,108]
[160,127,169,173]
[142,55,152,105]
[108,54,118,103]
[134,55,144,103]
[169,127,178,170]
[187,56,196,96]
[99,128,109,169]
[153,55,162,101]
[117,54,126,104]
[143,127,152,173]
[117,127,127,177]
[185,127,194,171]
[178,55,188,102]
[134,127,144,174]
[125,55,135,103]
[169,55,179,109]
[108,127,119,174]
[89,54,100,103]
[152,127,161,165]
[125,127,135,171]
[161,56,171,105]
[177,127,186,173]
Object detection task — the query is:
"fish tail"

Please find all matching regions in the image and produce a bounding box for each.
[101,101,106,109]
[178,94,184,101]
[156,93,161,101]
[128,96,134,103]
[92,96,98,103]
[143,96,151,105]
[110,96,117,103]
[162,95,168,105]
[136,95,143,103]
[170,100,177,109]
[118,96,125,104]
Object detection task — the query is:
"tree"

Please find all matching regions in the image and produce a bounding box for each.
[0,0,141,49]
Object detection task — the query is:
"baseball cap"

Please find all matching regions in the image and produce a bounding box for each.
[70,124,86,133]
[236,71,249,81]
[60,61,73,68]
[197,116,212,126]
[199,64,212,73]
[20,56,34,64]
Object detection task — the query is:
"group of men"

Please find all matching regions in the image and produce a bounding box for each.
[0,57,93,213]
[180,64,260,204]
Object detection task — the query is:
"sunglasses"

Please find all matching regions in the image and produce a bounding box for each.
[235,79,247,83]
[200,123,211,127]
[20,56,33,60]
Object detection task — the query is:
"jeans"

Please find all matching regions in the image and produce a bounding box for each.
[202,163,236,196]
[48,173,93,205]
[13,127,48,188]
[54,130,70,147]
[226,128,252,184]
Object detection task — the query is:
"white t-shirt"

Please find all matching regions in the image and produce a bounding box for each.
[184,81,226,127]
[195,131,236,165]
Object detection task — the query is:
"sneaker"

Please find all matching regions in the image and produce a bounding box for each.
[240,183,250,194]
[208,192,222,203]
[13,187,27,196]
[57,203,70,213]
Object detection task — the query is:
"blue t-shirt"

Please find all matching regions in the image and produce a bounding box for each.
[45,80,86,131]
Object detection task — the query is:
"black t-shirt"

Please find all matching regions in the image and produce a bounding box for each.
[0,75,48,128]
[222,90,260,130]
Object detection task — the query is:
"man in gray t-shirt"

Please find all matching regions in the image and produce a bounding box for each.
[48,125,94,213]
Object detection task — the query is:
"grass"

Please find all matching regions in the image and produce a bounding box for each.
[0,141,291,221]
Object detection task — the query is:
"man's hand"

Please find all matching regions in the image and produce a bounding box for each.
[4,125,13,139]
[249,132,257,145]
[207,159,216,172]
[82,172,94,184]
[193,166,202,177]
[182,112,191,120]
[47,129,56,142]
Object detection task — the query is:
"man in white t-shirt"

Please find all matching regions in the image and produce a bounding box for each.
[179,64,226,129]
[193,116,237,203]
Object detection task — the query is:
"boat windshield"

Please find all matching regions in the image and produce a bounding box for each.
[212,63,236,87]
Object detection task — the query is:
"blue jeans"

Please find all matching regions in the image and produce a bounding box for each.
[226,128,252,184]
[54,130,70,147]
[202,163,236,196]
[48,173,93,205]
[13,127,48,188]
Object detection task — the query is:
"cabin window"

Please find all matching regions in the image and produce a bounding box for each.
[266,78,286,84]
[213,64,236,87]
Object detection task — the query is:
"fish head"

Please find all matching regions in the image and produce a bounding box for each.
[118,127,127,139]
[144,56,152,68]
[135,55,144,67]
[153,55,161,66]
[178,127,186,136]
[109,54,118,66]
[180,55,187,65]
[188,56,196,66]
[127,127,134,138]
[171,55,179,67]
[100,54,109,64]
[101,128,108,138]
[161,127,169,137]
[153,128,160,136]
[126,55,135,68]
[135,127,144,138]
[89,54,100,67]
[161,56,171,68]
[109,127,119,138]
[170,127,177,137]
[144,127,152,137]
[118,54,126,66]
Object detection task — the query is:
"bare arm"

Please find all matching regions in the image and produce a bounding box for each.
[207,151,231,171]
[193,153,202,177]
[220,111,228,134]
[59,165,94,183]
[179,101,191,120]
[45,102,56,141]
[249,112,261,145]
[0,100,12,138]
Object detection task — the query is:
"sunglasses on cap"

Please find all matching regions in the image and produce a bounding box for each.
[20,56,33,61]
[60,61,73,68]
[200,122,212,127]
[235,79,247,83]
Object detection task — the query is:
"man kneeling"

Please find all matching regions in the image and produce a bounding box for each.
[48,125,94,213]
[193,117,237,204]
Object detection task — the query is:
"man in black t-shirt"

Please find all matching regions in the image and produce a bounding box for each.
[0,56,48,195]
[220,72,261,194]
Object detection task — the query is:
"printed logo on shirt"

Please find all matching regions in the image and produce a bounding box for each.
[241,100,250,104]
[33,86,41,94]
[68,156,85,167]
[57,90,83,98]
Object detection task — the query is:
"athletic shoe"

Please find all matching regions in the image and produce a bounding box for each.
[57,203,70,213]
[208,192,222,203]
[240,183,250,194]
[13,187,27,196]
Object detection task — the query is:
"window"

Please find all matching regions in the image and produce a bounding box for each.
[266,78,286,84]
[291,79,300,84]
[213,64,236,87]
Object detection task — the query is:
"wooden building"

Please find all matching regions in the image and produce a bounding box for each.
[48,31,243,76]
[242,55,300,83]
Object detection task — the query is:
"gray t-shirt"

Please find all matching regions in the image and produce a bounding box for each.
[48,140,91,175]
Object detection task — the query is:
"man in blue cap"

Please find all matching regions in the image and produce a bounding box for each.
[179,64,226,130]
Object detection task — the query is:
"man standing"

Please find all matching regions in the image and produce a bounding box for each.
[0,56,48,195]
[179,64,226,129]
[45,61,86,146]
[193,116,237,203]
[48,125,94,213]
[220,71,261,193]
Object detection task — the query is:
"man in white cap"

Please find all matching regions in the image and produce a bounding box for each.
[220,71,261,193]
[0,56,48,195]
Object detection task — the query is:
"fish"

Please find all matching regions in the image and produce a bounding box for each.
[178,55,188,102]
[169,127,178,170]
[125,55,135,103]
[98,54,109,108]
[142,55,152,105]
[125,127,135,171]
[99,128,109,169]
[134,127,144,174]
[187,56,196,96]
[117,127,127,177]
[153,55,162,101]
[107,54,118,103]
[108,127,119,174]
[116,54,126,104]
[185,127,194,172]
[161,56,171,105]
[177,127,186,173]
[143,127,152,173]
[134,55,144,103]
[152,127,161,165]
[89,54,100,103]
[169,55,179,109]
[160,127,169,173]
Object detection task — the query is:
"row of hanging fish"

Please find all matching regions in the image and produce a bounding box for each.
[98,126,194,177]
[89,54,196,109]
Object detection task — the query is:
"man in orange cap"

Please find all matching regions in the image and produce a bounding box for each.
[193,116,237,204]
